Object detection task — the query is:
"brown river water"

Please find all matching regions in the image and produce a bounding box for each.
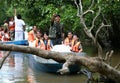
[0,50,119,83]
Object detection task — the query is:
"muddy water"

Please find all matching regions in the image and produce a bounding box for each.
[0,51,119,83]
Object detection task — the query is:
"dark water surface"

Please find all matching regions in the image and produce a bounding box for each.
[0,51,119,83]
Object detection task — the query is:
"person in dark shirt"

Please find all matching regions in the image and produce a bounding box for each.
[49,14,63,45]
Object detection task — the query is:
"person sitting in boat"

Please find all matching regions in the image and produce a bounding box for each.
[64,31,74,48]
[1,28,10,42]
[8,17,15,40]
[43,32,53,51]
[28,26,37,42]
[71,34,83,52]
[34,30,45,50]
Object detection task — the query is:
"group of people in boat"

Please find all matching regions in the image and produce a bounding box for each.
[28,14,83,52]
[0,17,14,42]
[28,26,83,52]
[0,9,82,52]
[0,9,25,42]
[0,26,10,41]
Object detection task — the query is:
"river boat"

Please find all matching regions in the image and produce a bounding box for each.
[29,45,86,73]
[0,40,28,45]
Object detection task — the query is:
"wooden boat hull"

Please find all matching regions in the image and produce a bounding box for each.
[0,40,28,45]
[29,52,86,73]
[27,44,86,73]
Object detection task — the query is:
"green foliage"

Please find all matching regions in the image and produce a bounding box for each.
[0,0,119,42]
[0,1,7,25]
[4,0,83,33]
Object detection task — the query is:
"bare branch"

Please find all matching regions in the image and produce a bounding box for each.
[57,54,76,74]
[0,51,11,69]
[90,6,101,31]
[102,28,109,38]
[81,17,88,30]
[79,0,83,14]
[107,50,114,65]
[115,63,120,69]
[104,51,110,61]
[74,0,81,17]
[94,22,110,57]
[74,0,110,58]
[82,0,95,16]
[102,13,110,25]
[104,50,114,65]
[89,0,94,10]
[83,28,93,38]
[108,50,114,58]
[57,61,70,74]
[82,10,94,16]
[95,23,111,44]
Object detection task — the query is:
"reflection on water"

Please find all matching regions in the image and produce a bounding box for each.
[0,51,119,83]
[0,52,87,83]
[0,52,27,83]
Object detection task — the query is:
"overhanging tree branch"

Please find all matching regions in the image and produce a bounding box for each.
[95,23,111,44]
[74,0,111,57]
[115,63,120,69]
[89,6,101,31]
[79,0,83,14]
[74,0,80,17]
[82,10,94,16]
[88,0,94,10]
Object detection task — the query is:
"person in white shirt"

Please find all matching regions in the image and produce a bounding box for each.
[14,9,25,41]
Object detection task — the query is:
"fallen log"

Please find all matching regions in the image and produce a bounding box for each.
[0,44,119,83]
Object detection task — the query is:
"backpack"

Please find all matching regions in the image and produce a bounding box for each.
[49,25,57,38]
[49,22,63,39]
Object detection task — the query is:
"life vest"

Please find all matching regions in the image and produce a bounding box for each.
[28,30,36,42]
[44,39,52,51]
[2,33,10,41]
[35,38,45,50]
[9,22,15,31]
[72,42,81,52]
[64,37,74,47]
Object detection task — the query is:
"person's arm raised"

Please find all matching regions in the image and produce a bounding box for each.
[14,9,17,16]
[14,9,17,21]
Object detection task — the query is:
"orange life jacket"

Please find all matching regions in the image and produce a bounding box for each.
[35,38,45,50]
[43,39,52,51]
[64,37,74,47]
[72,42,81,52]
[9,22,15,31]
[28,30,36,42]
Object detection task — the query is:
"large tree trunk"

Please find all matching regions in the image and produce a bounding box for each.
[0,44,120,83]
